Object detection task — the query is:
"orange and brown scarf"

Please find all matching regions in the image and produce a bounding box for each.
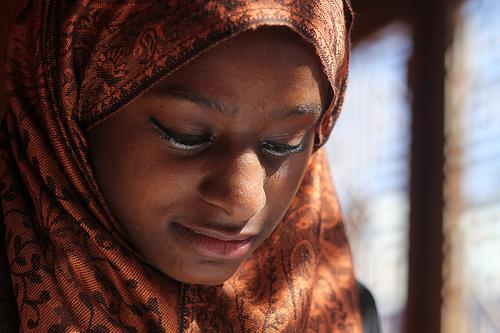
[1,0,361,332]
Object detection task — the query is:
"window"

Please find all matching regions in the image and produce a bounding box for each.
[325,23,412,333]
[443,0,500,332]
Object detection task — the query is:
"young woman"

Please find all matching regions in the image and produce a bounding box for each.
[0,0,371,331]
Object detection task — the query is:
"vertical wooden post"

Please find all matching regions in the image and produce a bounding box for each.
[405,0,456,332]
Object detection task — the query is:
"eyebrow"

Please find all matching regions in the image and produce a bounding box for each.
[149,86,324,120]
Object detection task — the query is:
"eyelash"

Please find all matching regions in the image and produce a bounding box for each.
[150,117,212,152]
[261,142,306,158]
[150,116,305,158]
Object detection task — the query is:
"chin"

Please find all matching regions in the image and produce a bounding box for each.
[162,261,240,286]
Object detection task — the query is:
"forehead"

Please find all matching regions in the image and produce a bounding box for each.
[215,27,325,67]
[150,28,329,110]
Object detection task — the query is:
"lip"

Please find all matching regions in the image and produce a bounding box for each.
[171,222,254,260]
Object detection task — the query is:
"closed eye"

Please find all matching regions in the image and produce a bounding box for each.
[261,141,306,158]
[150,116,213,151]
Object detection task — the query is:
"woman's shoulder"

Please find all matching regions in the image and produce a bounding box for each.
[357,280,382,333]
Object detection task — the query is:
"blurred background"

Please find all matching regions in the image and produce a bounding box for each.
[324,0,500,333]
[1,1,499,333]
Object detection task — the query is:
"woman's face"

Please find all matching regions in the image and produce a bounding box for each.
[89,28,329,285]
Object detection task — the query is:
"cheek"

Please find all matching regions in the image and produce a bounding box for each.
[89,124,197,234]
[263,143,314,225]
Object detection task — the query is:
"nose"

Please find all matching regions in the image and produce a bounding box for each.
[199,150,266,222]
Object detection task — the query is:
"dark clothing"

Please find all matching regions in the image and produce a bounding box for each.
[358,281,382,333]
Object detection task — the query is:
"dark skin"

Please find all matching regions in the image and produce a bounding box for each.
[89,28,330,285]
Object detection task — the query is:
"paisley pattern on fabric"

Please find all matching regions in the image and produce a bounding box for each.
[1,0,360,331]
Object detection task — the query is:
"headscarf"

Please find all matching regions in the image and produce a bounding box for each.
[1,0,361,332]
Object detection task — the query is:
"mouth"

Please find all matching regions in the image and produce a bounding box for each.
[171,222,254,260]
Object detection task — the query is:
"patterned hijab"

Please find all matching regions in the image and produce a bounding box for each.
[1,0,361,332]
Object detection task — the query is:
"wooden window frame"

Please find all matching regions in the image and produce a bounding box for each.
[352,1,461,332]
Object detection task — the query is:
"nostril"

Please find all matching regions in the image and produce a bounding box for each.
[199,150,266,220]
[200,185,266,221]
[231,188,266,220]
